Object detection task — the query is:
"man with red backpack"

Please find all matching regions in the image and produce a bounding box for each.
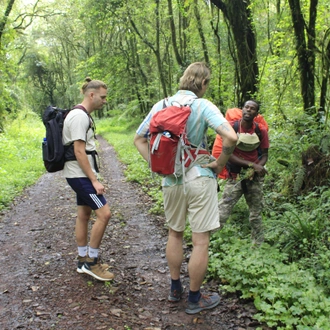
[212,100,269,245]
[134,62,237,314]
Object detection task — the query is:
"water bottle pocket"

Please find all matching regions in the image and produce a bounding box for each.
[42,140,48,161]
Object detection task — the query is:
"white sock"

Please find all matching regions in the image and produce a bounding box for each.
[88,247,99,258]
[78,246,88,257]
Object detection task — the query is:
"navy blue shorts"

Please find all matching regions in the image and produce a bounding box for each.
[66,178,107,210]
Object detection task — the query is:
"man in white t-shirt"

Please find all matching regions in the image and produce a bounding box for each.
[63,78,114,281]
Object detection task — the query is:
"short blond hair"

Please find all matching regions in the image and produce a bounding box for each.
[81,77,107,94]
[179,62,211,94]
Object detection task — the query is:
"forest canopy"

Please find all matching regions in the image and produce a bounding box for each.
[1,0,329,125]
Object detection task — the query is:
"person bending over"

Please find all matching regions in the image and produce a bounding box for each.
[216,100,269,245]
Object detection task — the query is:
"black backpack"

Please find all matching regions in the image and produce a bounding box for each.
[42,105,90,173]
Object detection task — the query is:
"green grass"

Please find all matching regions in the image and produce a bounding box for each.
[0,112,45,210]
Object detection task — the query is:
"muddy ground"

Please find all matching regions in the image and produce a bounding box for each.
[0,136,267,330]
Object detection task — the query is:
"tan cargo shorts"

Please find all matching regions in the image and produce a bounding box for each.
[163,176,220,233]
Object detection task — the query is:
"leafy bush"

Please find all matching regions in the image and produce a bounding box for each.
[269,203,324,260]
[208,231,330,329]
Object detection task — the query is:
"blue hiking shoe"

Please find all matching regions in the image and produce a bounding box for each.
[185,293,220,314]
[168,286,185,302]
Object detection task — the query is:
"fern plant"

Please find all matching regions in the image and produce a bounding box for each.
[273,205,322,260]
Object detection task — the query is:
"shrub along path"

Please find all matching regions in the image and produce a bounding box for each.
[0,136,266,330]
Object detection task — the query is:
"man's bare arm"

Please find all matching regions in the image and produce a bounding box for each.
[74,140,105,194]
[133,134,149,162]
[203,122,237,174]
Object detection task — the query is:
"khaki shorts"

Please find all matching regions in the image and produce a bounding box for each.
[163,176,220,233]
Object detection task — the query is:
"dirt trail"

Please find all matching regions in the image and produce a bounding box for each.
[0,136,261,330]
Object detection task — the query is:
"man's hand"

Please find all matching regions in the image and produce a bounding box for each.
[251,163,268,177]
[202,160,225,175]
[92,180,105,195]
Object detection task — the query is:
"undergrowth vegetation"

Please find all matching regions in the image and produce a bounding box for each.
[97,114,330,329]
[1,111,329,329]
[0,112,44,211]
[97,115,164,215]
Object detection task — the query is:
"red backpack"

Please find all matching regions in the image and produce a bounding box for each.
[148,99,208,177]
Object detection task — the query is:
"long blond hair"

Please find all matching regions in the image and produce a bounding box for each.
[179,62,211,94]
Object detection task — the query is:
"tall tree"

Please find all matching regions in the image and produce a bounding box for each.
[128,0,168,97]
[210,0,259,105]
[167,0,183,67]
[194,0,209,66]
[320,29,330,120]
[288,0,316,116]
[0,0,16,47]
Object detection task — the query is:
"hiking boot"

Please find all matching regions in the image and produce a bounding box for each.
[168,286,185,302]
[76,256,109,274]
[81,257,115,281]
[185,293,220,314]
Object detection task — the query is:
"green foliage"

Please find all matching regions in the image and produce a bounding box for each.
[0,113,45,210]
[277,207,322,256]
[208,231,330,329]
[304,245,330,295]
[292,166,306,195]
[96,117,164,215]
[0,50,22,127]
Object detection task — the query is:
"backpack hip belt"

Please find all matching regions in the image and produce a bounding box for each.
[64,144,99,173]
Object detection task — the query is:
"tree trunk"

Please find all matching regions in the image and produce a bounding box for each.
[168,0,183,67]
[129,0,167,98]
[194,0,209,66]
[210,0,259,106]
[209,8,223,106]
[178,0,189,67]
[155,0,168,97]
[288,0,316,115]
[0,0,16,47]
[319,31,330,123]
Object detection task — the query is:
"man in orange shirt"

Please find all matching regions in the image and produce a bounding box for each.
[213,100,269,244]
[212,107,268,178]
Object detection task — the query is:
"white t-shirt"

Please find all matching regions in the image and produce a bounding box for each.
[62,108,96,178]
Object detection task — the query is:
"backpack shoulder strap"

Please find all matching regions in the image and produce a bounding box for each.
[72,104,87,111]
[71,105,95,134]
[233,120,240,133]
[162,98,168,109]
[233,120,262,139]
[254,122,262,140]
